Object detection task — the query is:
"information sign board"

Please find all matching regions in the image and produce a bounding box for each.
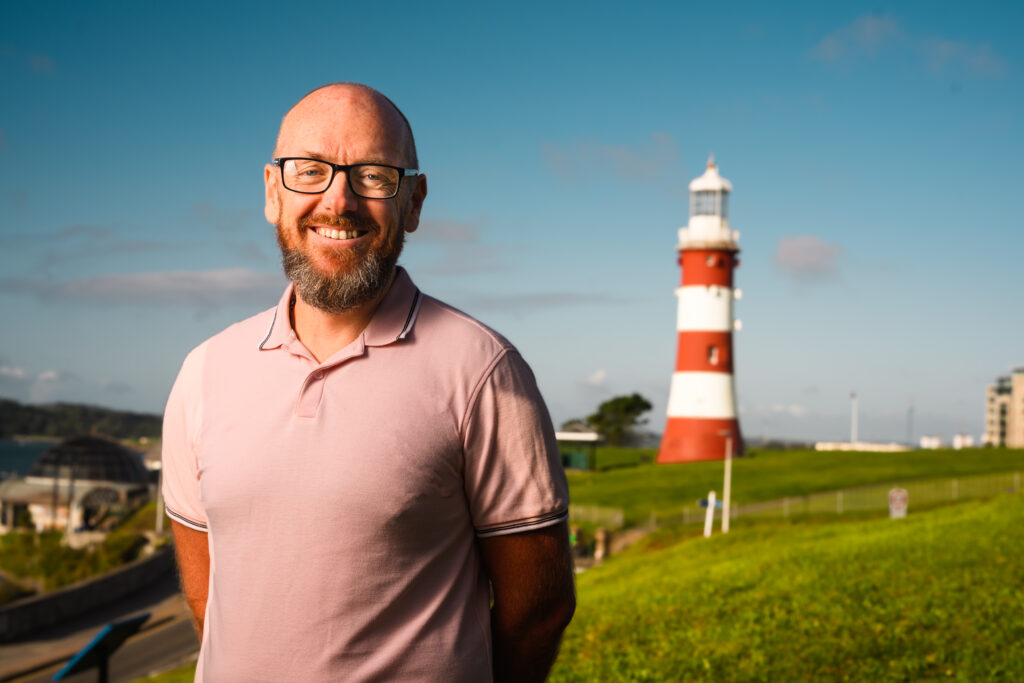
[889,488,909,519]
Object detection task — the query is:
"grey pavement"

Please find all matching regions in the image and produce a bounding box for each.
[0,568,195,682]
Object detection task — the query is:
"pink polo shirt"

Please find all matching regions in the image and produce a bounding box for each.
[162,268,569,682]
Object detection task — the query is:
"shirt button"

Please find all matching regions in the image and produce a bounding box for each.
[314,372,325,380]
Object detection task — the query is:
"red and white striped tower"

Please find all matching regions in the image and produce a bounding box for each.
[658,156,743,464]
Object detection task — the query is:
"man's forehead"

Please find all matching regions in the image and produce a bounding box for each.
[275,85,409,160]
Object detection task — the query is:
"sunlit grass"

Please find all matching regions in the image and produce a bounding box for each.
[551,494,1024,681]
[570,447,1024,526]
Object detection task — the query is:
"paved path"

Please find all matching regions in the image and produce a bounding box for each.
[17,618,197,683]
[0,568,195,682]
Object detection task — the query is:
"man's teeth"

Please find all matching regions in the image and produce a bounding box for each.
[315,228,363,240]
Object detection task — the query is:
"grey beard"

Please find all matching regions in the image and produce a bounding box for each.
[280,238,402,314]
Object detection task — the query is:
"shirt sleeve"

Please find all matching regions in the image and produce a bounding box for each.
[462,349,569,537]
[161,342,208,532]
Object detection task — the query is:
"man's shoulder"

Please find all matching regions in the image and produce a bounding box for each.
[192,304,280,355]
[415,293,516,359]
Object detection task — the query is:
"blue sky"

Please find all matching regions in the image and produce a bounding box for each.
[1,1,1021,443]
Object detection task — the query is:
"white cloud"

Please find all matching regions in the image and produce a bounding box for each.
[774,236,842,281]
[28,52,55,74]
[189,202,258,233]
[0,361,137,406]
[811,15,902,62]
[542,132,681,184]
[465,291,628,314]
[0,268,286,308]
[28,369,82,403]
[921,38,1008,77]
[747,403,809,418]
[585,369,608,388]
[416,218,485,244]
[0,365,28,380]
[0,224,184,268]
[409,217,506,276]
[810,15,1008,78]
[101,380,133,395]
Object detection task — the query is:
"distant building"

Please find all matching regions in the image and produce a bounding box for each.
[919,435,942,450]
[985,368,1024,447]
[952,433,975,450]
[0,436,150,533]
[555,428,602,470]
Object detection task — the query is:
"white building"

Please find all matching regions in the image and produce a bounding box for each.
[985,368,1024,447]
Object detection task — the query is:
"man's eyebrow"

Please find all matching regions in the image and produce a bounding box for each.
[298,151,399,166]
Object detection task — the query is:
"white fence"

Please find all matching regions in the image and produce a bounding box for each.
[569,504,625,529]
[570,471,1022,530]
[734,471,1021,522]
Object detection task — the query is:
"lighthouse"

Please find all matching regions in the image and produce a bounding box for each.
[658,156,743,464]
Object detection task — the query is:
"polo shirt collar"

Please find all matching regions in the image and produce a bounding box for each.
[363,267,422,346]
[257,267,422,352]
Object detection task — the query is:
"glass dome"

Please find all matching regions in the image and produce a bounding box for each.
[28,436,147,484]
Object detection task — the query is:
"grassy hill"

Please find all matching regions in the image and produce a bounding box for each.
[551,493,1024,681]
[568,447,1024,527]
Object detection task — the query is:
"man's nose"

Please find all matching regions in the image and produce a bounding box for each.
[319,170,360,214]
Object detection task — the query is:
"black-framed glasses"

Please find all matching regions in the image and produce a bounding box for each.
[272,157,419,199]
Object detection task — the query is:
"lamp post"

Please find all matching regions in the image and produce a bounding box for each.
[719,429,733,533]
[850,392,858,445]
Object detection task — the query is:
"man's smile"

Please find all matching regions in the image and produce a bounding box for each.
[311,226,369,241]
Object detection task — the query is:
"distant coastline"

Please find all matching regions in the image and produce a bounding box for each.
[0,398,161,441]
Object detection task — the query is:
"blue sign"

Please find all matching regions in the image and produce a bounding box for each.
[54,612,149,682]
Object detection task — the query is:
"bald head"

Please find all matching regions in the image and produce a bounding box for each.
[273,83,418,168]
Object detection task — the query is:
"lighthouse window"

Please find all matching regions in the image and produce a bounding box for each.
[692,191,719,216]
[691,190,730,217]
[706,254,715,266]
[707,345,719,365]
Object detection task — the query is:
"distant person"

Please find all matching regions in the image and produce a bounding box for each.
[161,83,575,682]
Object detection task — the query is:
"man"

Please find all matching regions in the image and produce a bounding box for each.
[161,83,575,682]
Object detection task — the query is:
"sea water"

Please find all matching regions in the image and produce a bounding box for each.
[0,439,57,480]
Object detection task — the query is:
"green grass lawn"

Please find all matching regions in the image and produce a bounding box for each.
[570,447,1024,526]
[551,493,1024,682]
[131,663,195,683]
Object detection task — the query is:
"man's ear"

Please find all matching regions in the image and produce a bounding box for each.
[402,175,428,234]
[264,164,281,224]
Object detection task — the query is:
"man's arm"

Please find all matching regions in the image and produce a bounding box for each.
[171,519,210,640]
[479,521,576,683]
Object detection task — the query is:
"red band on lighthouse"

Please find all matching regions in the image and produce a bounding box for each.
[675,331,735,373]
[658,157,744,464]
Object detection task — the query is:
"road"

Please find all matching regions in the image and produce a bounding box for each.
[17,617,197,683]
[0,568,198,683]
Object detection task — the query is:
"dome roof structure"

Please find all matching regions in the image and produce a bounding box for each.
[689,155,733,193]
[28,436,147,484]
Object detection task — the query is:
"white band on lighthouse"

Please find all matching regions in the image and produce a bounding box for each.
[667,372,737,418]
[676,286,735,332]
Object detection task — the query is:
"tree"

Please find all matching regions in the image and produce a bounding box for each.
[586,393,653,446]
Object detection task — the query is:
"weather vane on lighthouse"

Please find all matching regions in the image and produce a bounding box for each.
[658,156,743,463]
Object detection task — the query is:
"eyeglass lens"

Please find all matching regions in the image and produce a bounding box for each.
[281,159,401,198]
